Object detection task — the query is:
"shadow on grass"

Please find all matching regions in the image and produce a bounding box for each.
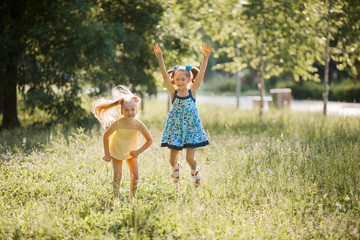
[0,114,99,154]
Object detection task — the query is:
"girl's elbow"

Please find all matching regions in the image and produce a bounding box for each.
[103,134,109,142]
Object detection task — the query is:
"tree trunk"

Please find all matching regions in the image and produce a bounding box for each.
[236,73,241,108]
[1,3,21,129]
[259,58,265,120]
[323,9,330,118]
[2,65,20,129]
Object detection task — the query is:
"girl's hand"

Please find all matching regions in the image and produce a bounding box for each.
[200,44,213,58]
[103,155,111,162]
[154,44,163,59]
[130,149,140,158]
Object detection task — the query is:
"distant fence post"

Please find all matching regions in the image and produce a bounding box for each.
[236,72,244,108]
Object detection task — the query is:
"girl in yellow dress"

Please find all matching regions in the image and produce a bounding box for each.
[92,86,153,200]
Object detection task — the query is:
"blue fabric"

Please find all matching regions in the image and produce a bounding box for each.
[161,89,209,150]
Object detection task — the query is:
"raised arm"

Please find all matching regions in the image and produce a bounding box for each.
[130,121,153,158]
[191,44,213,96]
[154,44,175,97]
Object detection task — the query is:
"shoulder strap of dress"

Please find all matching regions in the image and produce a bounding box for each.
[136,120,140,130]
[188,89,196,102]
[171,90,177,104]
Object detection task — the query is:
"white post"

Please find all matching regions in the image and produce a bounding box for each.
[236,72,244,108]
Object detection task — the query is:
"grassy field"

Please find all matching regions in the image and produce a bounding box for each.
[1,98,360,239]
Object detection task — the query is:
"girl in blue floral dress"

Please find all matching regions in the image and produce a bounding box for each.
[154,44,213,187]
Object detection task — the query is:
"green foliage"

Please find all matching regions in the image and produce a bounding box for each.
[1,0,165,127]
[209,0,320,81]
[278,79,360,102]
[1,99,360,239]
[200,74,257,95]
[277,81,324,100]
[330,0,360,76]
[329,79,360,102]
[201,75,237,94]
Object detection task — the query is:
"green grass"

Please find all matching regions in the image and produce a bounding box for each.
[1,98,360,239]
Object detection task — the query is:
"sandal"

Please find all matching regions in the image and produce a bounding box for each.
[171,162,180,183]
[191,170,200,187]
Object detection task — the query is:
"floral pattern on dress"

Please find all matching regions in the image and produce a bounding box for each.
[161,90,209,150]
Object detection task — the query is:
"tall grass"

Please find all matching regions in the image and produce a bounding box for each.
[1,99,359,239]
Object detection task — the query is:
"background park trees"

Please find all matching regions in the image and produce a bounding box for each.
[194,0,359,119]
[0,0,166,129]
[1,0,359,128]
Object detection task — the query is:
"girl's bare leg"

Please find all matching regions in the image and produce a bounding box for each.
[186,148,197,170]
[170,149,180,182]
[127,157,139,197]
[112,158,123,199]
[187,148,200,187]
[170,149,180,168]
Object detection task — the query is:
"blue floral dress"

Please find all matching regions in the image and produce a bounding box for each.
[161,89,209,150]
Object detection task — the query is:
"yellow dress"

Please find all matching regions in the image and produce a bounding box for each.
[109,122,138,161]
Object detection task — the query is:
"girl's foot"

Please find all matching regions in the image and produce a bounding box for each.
[171,162,180,183]
[191,170,200,187]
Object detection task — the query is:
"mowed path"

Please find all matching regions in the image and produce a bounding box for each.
[155,93,360,117]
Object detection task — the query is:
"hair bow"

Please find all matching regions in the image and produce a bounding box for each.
[173,65,179,71]
[186,65,193,71]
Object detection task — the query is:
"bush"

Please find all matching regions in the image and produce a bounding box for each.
[201,75,237,94]
[201,74,257,95]
[329,79,360,103]
[277,79,360,102]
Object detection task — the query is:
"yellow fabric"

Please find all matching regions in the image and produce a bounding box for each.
[109,126,138,161]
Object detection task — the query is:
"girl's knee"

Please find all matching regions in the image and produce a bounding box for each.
[132,174,139,181]
[114,173,122,180]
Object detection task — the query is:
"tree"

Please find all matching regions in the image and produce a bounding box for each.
[208,0,319,119]
[309,0,360,117]
[0,0,164,129]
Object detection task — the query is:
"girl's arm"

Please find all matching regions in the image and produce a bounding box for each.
[191,44,213,97]
[154,44,175,98]
[102,121,118,162]
[130,120,153,158]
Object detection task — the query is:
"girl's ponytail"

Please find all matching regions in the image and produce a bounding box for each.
[190,67,200,83]
[131,95,141,103]
[92,98,123,127]
[167,69,175,84]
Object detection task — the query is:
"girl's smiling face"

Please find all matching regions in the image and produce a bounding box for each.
[122,101,138,118]
[174,70,190,90]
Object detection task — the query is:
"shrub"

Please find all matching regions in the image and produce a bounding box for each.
[201,75,237,94]
[201,73,258,95]
[277,79,360,102]
[329,79,360,103]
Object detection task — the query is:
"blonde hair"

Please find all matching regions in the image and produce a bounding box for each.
[91,85,141,127]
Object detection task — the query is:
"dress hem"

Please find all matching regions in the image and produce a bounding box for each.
[109,153,133,161]
[161,141,209,150]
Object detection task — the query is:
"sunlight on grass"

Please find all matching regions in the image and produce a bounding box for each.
[1,99,359,239]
